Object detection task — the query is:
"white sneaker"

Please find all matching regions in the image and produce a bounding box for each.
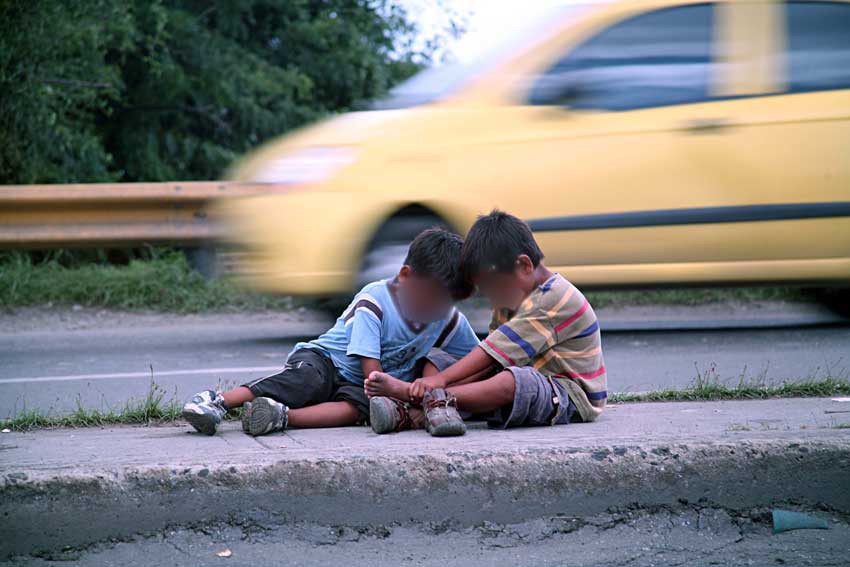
[181,390,227,435]
[246,397,289,436]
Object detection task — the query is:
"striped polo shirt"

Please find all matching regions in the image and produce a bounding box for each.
[478,273,607,422]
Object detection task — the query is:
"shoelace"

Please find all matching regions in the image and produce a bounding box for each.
[425,394,458,410]
[394,400,413,432]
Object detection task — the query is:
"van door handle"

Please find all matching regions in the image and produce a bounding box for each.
[683,118,731,134]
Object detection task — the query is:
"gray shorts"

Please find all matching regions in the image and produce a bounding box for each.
[487,366,578,429]
[419,348,461,373]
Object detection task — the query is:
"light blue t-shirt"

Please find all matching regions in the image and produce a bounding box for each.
[292,279,480,385]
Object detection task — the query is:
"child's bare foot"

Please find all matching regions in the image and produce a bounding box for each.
[364,371,412,401]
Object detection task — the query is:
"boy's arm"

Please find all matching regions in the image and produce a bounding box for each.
[411,306,556,399]
[359,357,382,378]
[440,345,497,385]
[409,345,497,400]
[344,296,383,380]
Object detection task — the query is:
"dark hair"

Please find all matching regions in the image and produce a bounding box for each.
[460,210,544,279]
[405,227,472,300]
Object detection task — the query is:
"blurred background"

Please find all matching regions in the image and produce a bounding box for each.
[1,0,849,423]
[1,0,848,312]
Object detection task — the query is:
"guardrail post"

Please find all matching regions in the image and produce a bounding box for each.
[184,245,218,279]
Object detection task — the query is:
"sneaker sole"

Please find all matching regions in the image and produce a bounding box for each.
[248,398,280,436]
[241,401,253,433]
[369,397,398,434]
[428,420,466,437]
[181,408,218,436]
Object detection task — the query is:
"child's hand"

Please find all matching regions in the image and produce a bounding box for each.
[408,375,446,402]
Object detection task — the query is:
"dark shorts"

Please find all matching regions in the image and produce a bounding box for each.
[243,347,462,423]
[242,348,369,422]
[487,366,579,429]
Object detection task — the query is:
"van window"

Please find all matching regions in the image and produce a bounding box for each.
[528,4,714,111]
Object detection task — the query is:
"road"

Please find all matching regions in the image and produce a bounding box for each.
[4,506,848,566]
[1,304,847,419]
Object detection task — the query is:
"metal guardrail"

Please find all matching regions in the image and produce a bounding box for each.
[0,181,274,249]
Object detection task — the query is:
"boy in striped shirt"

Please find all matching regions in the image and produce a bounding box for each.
[366,210,607,431]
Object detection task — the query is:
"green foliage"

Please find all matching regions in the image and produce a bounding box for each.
[0,248,296,312]
[0,0,131,183]
[0,0,440,184]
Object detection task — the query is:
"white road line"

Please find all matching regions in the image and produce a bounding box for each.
[0,367,282,385]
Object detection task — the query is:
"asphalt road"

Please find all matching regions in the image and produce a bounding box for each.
[1,304,848,419]
[4,506,848,567]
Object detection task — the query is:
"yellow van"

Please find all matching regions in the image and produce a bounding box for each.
[222,0,850,297]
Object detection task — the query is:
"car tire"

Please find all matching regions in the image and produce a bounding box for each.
[815,287,850,317]
[355,215,446,290]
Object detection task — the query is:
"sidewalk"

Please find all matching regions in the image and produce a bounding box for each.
[2,397,850,558]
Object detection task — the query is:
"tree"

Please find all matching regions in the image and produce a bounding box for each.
[0,0,449,184]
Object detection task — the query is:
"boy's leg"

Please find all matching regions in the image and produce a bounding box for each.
[364,369,513,430]
[185,348,335,436]
[421,348,491,386]
[365,365,496,402]
[465,367,569,429]
[446,370,516,414]
[222,386,255,409]
[244,349,342,435]
[420,361,439,377]
[247,352,371,435]
[366,349,494,401]
[242,349,334,409]
[287,401,361,428]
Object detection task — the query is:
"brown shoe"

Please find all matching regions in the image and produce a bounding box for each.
[423,389,466,437]
[370,396,414,434]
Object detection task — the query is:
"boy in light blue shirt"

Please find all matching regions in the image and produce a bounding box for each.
[295,277,478,387]
[182,228,479,436]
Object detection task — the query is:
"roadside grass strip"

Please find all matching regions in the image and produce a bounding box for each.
[3,371,848,431]
[0,250,296,313]
[610,363,850,403]
[1,249,809,313]
[1,380,243,432]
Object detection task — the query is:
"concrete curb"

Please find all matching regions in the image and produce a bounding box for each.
[3,398,850,558]
[3,438,850,558]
